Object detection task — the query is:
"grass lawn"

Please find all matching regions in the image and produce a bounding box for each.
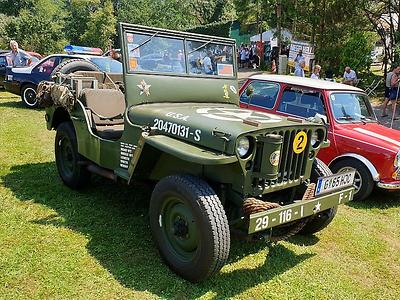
[0,92,399,300]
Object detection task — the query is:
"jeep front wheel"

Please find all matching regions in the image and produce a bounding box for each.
[21,84,38,108]
[299,158,338,235]
[149,175,230,282]
[55,122,90,189]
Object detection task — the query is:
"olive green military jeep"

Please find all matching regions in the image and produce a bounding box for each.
[39,23,355,282]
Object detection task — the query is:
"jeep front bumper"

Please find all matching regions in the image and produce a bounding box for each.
[248,187,354,234]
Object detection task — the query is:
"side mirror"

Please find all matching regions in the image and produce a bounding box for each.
[246,86,254,97]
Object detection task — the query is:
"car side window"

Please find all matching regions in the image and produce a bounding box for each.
[36,57,57,74]
[277,88,326,118]
[0,57,7,66]
[240,81,279,109]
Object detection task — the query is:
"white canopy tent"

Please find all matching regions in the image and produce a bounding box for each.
[250,29,293,47]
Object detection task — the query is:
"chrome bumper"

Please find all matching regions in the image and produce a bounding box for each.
[377,182,400,190]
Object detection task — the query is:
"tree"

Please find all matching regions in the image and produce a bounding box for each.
[64,0,101,46]
[5,0,67,55]
[0,0,34,16]
[81,0,116,50]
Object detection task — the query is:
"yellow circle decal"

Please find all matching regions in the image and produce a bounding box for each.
[293,131,308,154]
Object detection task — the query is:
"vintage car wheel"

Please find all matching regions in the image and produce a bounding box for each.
[55,122,90,189]
[149,175,230,282]
[331,158,373,201]
[21,84,38,108]
[298,158,338,235]
[51,58,100,78]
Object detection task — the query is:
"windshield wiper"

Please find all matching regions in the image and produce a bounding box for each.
[130,31,159,52]
[188,39,214,54]
[337,116,355,120]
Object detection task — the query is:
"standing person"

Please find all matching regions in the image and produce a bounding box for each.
[381,64,400,117]
[203,51,213,74]
[240,46,246,68]
[6,40,31,67]
[294,49,305,77]
[389,68,400,126]
[311,64,321,79]
[342,66,357,85]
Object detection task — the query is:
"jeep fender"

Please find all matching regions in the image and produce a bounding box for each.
[328,153,380,182]
[128,133,237,183]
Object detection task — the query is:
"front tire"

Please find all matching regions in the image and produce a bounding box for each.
[149,175,230,282]
[21,84,38,108]
[330,158,373,201]
[299,158,338,235]
[55,122,90,189]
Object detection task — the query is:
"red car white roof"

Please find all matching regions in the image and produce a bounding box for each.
[249,74,364,92]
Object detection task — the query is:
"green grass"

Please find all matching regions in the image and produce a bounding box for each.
[0,93,399,299]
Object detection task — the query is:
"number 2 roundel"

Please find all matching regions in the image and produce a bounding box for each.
[293,131,307,154]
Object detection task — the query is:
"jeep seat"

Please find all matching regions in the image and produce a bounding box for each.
[80,89,126,140]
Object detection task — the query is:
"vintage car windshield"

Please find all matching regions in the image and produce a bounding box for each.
[329,93,376,123]
[125,32,235,77]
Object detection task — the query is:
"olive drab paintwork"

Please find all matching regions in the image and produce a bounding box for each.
[44,22,349,231]
[42,23,356,281]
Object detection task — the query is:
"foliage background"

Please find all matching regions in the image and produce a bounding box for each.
[0,0,392,74]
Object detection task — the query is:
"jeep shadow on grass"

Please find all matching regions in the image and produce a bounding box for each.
[36,23,355,282]
[3,162,314,299]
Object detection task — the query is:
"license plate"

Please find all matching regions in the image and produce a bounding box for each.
[315,170,355,196]
[248,187,354,234]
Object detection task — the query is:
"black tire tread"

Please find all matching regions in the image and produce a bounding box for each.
[21,83,38,108]
[299,158,338,235]
[330,158,373,201]
[150,174,230,282]
[55,122,90,189]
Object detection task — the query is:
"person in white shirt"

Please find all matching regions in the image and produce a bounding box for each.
[294,50,305,77]
[311,64,321,79]
[343,66,357,85]
[203,51,213,74]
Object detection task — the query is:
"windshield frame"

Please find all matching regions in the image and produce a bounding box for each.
[328,91,377,124]
[122,27,237,79]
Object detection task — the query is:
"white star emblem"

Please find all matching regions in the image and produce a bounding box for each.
[137,80,151,96]
[314,202,321,213]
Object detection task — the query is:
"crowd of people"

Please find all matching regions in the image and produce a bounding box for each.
[237,42,260,69]
[293,49,359,86]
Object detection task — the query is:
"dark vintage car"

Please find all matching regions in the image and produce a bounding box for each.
[4,53,122,107]
[0,51,41,89]
[240,74,400,201]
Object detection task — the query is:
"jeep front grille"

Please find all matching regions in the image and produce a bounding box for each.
[252,128,312,188]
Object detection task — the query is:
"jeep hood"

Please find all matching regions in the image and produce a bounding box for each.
[128,102,320,154]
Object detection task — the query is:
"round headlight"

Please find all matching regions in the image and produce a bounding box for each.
[394,151,400,168]
[236,137,250,158]
[311,131,319,147]
[311,129,324,148]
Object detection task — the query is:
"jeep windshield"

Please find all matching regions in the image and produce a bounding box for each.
[329,92,377,123]
[125,32,235,78]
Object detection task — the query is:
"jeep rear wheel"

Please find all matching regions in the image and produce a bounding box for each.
[149,175,230,282]
[55,122,90,189]
[298,158,338,235]
[21,84,38,108]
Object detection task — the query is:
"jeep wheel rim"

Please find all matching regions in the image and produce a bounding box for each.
[161,196,198,261]
[58,136,75,177]
[23,87,37,106]
[338,167,361,194]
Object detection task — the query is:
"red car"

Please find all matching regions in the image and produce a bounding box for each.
[240,74,400,201]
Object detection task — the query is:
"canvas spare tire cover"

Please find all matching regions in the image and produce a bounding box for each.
[51,58,100,78]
